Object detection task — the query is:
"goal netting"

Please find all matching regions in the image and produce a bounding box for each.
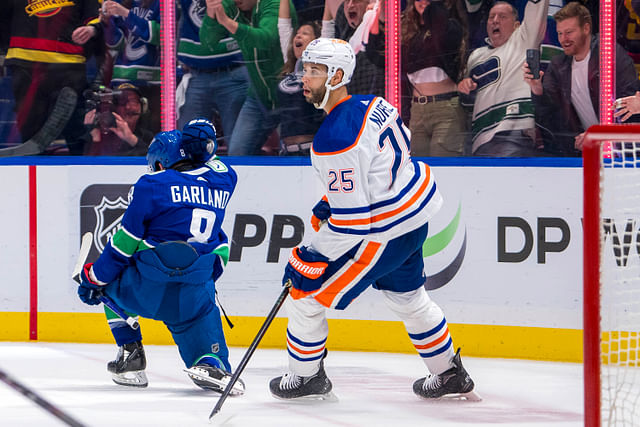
[583,125,640,427]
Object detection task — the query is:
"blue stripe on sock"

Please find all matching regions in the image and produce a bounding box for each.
[408,317,447,341]
[287,348,327,363]
[286,329,327,348]
[417,337,453,358]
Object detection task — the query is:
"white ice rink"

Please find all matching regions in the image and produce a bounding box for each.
[0,342,583,426]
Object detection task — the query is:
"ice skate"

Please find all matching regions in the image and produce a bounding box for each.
[107,341,148,388]
[269,358,335,401]
[184,354,245,396]
[413,347,481,401]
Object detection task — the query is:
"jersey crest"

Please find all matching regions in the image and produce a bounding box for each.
[26,0,75,18]
[470,57,501,92]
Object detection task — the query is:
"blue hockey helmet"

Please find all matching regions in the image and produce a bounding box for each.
[146,130,187,172]
[181,117,218,163]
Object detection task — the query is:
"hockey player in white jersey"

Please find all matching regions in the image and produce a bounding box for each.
[269,38,478,401]
[458,0,550,156]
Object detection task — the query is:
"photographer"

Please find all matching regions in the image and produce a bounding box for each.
[81,83,154,156]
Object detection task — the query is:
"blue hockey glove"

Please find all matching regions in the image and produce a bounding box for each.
[77,263,104,306]
[311,196,330,232]
[283,247,328,299]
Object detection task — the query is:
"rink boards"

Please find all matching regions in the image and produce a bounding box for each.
[0,157,598,362]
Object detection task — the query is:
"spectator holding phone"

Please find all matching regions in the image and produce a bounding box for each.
[524,2,640,155]
[458,0,549,157]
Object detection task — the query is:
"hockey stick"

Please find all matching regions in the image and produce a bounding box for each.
[0,366,86,427]
[209,280,292,421]
[72,232,139,330]
[0,87,77,157]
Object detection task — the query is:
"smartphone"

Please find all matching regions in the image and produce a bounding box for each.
[526,49,540,80]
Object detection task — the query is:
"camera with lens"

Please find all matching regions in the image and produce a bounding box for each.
[84,85,123,134]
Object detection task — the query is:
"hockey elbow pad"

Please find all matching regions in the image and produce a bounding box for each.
[311,196,331,232]
[283,247,328,296]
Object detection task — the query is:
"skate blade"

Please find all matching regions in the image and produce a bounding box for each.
[458,390,482,401]
[112,370,148,388]
[183,368,245,396]
[436,389,482,402]
[271,391,339,403]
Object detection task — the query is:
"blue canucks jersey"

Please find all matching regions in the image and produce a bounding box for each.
[177,0,242,70]
[106,0,161,86]
[92,158,237,283]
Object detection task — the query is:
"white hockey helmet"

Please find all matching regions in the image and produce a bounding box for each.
[302,38,356,109]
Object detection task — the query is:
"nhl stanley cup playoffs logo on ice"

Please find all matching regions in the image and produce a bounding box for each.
[25,0,75,18]
[80,184,132,263]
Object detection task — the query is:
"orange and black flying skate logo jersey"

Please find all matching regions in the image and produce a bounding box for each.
[25,0,76,18]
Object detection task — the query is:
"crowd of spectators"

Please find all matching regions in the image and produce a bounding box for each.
[0,0,639,158]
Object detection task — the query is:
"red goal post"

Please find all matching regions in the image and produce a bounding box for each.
[583,124,640,427]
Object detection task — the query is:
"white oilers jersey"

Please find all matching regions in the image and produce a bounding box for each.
[465,0,549,152]
[309,95,443,260]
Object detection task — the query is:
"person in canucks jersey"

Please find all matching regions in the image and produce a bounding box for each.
[269,38,478,402]
[458,0,550,156]
[101,0,161,133]
[76,119,244,396]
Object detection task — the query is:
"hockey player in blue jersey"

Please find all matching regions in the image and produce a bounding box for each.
[269,38,479,401]
[77,121,244,395]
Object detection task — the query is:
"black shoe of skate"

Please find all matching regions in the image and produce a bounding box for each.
[413,347,479,400]
[269,359,333,400]
[184,364,245,395]
[107,341,148,387]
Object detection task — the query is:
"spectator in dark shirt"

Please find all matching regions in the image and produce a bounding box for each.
[2,0,101,155]
[277,0,324,155]
[402,0,468,156]
[82,83,153,155]
[524,2,639,154]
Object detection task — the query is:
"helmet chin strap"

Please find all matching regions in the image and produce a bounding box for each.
[313,72,334,110]
[314,67,347,110]
[314,67,349,111]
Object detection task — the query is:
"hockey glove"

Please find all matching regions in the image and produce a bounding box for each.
[283,247,329,298]
[77,263,104,306]
[311,196,331,232]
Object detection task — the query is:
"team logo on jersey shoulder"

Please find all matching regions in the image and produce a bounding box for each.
[208,159,228,172]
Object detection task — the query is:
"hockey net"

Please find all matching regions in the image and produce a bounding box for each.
[583,125,640,427]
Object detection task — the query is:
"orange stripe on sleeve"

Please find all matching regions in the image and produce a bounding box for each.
[314,241,382,307]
